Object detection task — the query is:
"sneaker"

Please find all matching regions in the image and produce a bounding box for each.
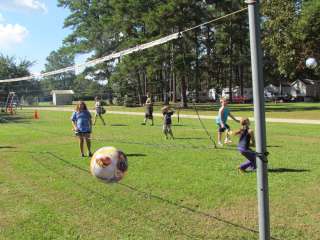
[224,139,232,144]
[218,141,223,146]
[81,153,85,157]
[88,152,93,157]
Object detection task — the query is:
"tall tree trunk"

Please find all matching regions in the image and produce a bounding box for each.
[240,65,244,96]
[228,21,233,102]
[195,30,200,102]
[180,40,188,108]
[172,71,176,102]
[143,67,147,96]
[206,26,213,89]
[180,73,188,107]
[170,42,177,102]
[136,70,144,106]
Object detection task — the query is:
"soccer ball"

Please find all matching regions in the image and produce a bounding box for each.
[306,58,317,69]
[90,146,128,183]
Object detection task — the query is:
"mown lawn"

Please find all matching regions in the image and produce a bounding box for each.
[39,101,320,120]
[0,110,319,239]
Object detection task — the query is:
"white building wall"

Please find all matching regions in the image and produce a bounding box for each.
[53,94,57,105]
[53,94,73,105]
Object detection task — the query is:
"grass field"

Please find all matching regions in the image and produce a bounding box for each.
[0,109,319,239]
[39,101,320,120]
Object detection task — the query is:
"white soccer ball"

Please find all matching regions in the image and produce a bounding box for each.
[90,146,128,183]
[306,57,317,69]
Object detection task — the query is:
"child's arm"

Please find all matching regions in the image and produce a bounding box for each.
[71,112,78,131]
[88,112,93,130]
[218,107,225,127]
[229,112,240,123]
[234,129,242,136]
[249,129,255,147]
[71,121,77,131]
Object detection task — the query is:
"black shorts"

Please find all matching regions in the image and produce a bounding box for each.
[217,123,230,133]
[75,131,91,137]
[145,112,153,119]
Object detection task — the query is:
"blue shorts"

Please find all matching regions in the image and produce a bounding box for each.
[217,123,230,133]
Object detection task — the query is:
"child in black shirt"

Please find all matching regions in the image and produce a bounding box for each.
[162,105,174,139]
[142,97,154,125]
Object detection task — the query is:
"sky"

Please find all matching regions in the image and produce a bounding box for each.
[0,0,75,74]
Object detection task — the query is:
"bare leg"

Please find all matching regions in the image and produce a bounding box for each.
[79,137,84,156]
[85,135,92,156]
[224,130,232,143]
[217,132,222,145]
[163,125,168,139]
[99,115,106,125]
[168,128,174,139]
[93,113,98,125]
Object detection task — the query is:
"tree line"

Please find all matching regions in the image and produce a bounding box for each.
[0,0,319,106]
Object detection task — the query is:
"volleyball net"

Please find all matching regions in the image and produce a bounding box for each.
[0,8,247,84]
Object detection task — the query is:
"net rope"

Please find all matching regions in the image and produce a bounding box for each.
[0,8,247,83]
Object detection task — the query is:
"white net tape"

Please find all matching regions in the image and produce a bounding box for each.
[0,33,180,83]
[0,8,247,83]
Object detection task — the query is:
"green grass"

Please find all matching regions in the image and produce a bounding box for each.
[37,101,320,120]
[0,110,319,239]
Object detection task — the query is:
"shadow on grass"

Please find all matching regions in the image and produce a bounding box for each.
[0,146,16,149]
[110,124,128,127]
[126,153,147,157]
[38,151,279,239]
[174,137,207,140]
[119,183,280,240]
[0,113,32,124]
[268,168,310,173]
[30,151,204,239]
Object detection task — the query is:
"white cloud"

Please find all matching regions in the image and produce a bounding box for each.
[15,0,48,13]
[0,13,5,22]
[0,0,47,13]
[0,23,29,48]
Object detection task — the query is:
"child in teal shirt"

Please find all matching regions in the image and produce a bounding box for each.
[216,98,239,146]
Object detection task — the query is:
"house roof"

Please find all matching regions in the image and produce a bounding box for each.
[51,90,74,95]
[280,82,291,87]
[291,79,320,86]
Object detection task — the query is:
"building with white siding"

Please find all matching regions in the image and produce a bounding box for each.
[51,90,74,105]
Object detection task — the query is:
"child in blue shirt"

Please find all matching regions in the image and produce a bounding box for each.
[71,101,93,157]
[216,98,239,146]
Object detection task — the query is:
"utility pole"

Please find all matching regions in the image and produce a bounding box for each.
[246,0,270,239]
